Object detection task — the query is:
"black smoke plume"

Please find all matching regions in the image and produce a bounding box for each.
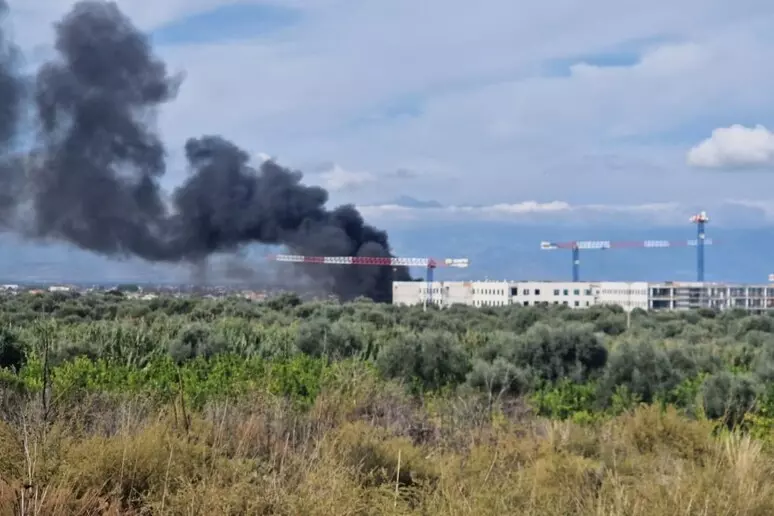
[0,1,19,144]
[1,0,412,301]
[0,0,24,227]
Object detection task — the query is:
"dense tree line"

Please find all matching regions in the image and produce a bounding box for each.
[0,291,773,428]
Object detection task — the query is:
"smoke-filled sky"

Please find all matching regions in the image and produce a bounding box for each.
[10,0,774,229]
[0,0,412,301]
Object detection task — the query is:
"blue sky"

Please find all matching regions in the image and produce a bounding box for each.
[150,3,300,45]
[12,0,774,229]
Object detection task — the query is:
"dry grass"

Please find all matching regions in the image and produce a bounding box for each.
[1,382,774,515]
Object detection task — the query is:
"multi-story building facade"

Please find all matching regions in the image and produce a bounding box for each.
[509,281,596,308]
[392,280,772,312]
[648,282,774,311]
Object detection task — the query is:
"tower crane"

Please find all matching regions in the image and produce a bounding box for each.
[540,238,713,282]
[268,253,470,307]
[690,211,709,282]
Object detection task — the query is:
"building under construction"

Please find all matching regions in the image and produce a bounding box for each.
[392,280,774,312]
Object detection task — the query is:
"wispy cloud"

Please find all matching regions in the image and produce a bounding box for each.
[357,200,683,224]
[357,198,774,228]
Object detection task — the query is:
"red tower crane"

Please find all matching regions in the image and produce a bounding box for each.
[267,253,470,306]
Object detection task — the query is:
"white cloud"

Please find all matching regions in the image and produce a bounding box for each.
[13,1,774,212]
[315,163,375,191]
[687,124,774,168]
[153,3,774,205]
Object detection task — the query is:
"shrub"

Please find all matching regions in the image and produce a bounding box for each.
[701,372,759,428]
[0,327,24,371]
[599,340,690,406]
[512,322,607,384]
[377,330,470,392]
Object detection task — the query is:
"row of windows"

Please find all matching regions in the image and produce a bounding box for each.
[473,287,593,296]
[472,289,507,295]
[469,288,596,298]
[517,288,593,296]
[513,288,591,296]
[652,288,774,296]
[477,288,646,298]
[600,300,648,307]
[707,288,774,297]
[515,288,593,296]
[472,300,591,307]
[472,287,642,297]
[426,286,774,298]
[475,300,591,307]
[522,300,591,307]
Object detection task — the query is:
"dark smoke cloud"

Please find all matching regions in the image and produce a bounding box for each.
[33,1,180,259]
[219,248,335,299]
[0,1,19,144]
[170,136,411,301]
[0,0,24,226]
[1,0,411,301]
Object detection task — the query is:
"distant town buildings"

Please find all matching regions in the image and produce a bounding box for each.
[0,282,321,303]
[48,285,72,292]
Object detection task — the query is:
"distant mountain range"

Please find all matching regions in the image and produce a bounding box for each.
[0,214,771,285]
[385,195,444,208]
[363,196,774,284]
[384,222,773,284]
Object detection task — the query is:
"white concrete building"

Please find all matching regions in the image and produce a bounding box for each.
[392,280,599,308]
[470,281,511,307]
[392,280,479,307]
[595,281,649,311]
[509,281,595,308]
[392,280,511,307]
[648,282,774,311]
[391,279,774,312]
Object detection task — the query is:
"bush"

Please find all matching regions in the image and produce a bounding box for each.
[0,327,24,371]
[168,323,227,363]
[701,372,759,428]
[512,322,607,384]
[599,340,690,406]
[1,290,774,430]
[466,357,531,397]
[377,330,470,392]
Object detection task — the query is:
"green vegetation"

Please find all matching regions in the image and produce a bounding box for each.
[2,291,774,513]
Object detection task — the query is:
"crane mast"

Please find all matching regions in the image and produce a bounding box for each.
[690,211,709,282]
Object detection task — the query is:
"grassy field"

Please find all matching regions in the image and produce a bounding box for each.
[0,291,774,514]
